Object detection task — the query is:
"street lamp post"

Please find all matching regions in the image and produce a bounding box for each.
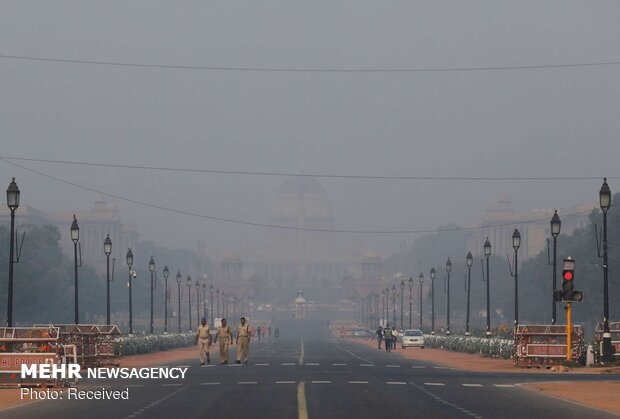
[104,235,112,325]
[392,285,396,327]
[163,266,169,333]
[71,215,80,324]
[484,238,492,337]
[418,273,424,329]
[430,268,436,334]
[202,283,207,323]
[550,210,561,325]
[187,276,192,331]
[149,257,155,334]
[195,281,200,326]
[465,252,473,335]
[176,271,182,333]
[408,277,413,329]
[600,178,613,362]
[126,249,134,334]
[210,285,214,327]
[512,229,521,327]
[400,280,405,329]
[445,258,452,335]
[5,178,20,327]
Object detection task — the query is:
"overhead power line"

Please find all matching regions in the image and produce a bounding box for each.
[0,158,594,235]
[0,155,614,182]
[1,53,620,73]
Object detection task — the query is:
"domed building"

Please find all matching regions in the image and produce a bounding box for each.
[253,177,354,289]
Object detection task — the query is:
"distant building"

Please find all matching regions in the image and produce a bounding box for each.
[465,197,593,260]
[0,195,137,273]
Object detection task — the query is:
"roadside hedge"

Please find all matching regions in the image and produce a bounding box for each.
[423,334,514,359]
[114,333,195,356]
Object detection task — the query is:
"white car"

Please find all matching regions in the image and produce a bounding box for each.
[401,329,425,349]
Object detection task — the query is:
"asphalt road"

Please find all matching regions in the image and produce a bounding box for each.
[2,320,618,419]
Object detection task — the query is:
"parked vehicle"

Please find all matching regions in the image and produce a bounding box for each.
[401,329,425,349]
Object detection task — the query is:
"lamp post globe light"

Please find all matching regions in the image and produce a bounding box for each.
[70,215,80,324]
[400,280,405,329]
[465,252,473,335]
[484,238,492,337]
[418,273,424,329]
[445,258,452,335]
[126,248,134,334]
[600,178,613,362]
[176,271,182,333]
[186,276,193,331]
[6,178,20,327]
[163,265,169,333]
[391,285,396,327]
[210,285,214,327]
[550,210,561,325]
[104,235,112,325]
[429,268,436,334]
[408,277,413,329]
[148,257,155,334]
[195,280,200,327]
[512,229,521,328]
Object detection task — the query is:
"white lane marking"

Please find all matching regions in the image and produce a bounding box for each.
[282,362,296,366]
[306,362,320,366]
[332,363,347,366]
[433,366,448,369]
[276,381,296,384]
[311,381,331,384]
[385,364,400,368]
[238,381,258,385]
[386,381,407,385]
[411,366,426,369]
[493,384,515,388]
[228,364,243,367]
[255,363,270,366]
[424,383,445,386]
[122,385,186,419]
[360,364,374,367]
[462,384,483,387]
[200,382,221,385]
[332,343,373,364]
[349,381,369,384]
[162,383,182,387]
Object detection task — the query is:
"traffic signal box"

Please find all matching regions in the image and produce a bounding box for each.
[559,258,584,302]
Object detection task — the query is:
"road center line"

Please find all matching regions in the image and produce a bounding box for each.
[311,380,331,384]
[386,381,407,385]
[424,383,445,386]
[298,339,304,365]
[297,381,308,419]
[360,364,374,367]
[282,362,296,366]
[332,363,347,366]
[276,381,296,384]
[255,363,270,366]
[462,384,483,387]
[238,381,258,385]
[349,381,369,384]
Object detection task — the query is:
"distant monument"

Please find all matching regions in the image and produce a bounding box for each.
[294,289,307,320]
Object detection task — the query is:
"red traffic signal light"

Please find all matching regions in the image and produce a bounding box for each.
[563,270,574,281]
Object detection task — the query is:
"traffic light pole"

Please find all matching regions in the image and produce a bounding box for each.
[566,303,572,362]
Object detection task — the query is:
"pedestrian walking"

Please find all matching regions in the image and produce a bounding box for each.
[214,318,233,364]
[236,317,252,364]
[257,325,262,341]
[195,318,211,365]
[391,326,398,351]
[384,326,392,352]
[376,326,383,349]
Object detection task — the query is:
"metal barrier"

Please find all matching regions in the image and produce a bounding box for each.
[594,321,620,359]
[514,324,584,367]
[34,324,121,367]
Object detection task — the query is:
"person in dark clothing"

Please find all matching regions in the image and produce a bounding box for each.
[376,327,383,349]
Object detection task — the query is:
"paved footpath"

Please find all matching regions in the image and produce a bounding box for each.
[2,321,618,419]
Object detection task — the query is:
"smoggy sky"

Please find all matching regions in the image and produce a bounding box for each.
[1,1,619,256]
